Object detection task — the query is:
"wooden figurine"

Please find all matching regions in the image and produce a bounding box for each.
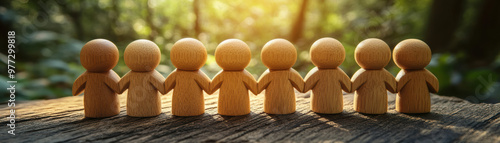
[210,39,259,116]
[257,39,304,114]
[165,38,211,116]
[304,37,351,114]
[351,38,397,114]
[119,39,166,117]
[393,39,439,113]
[72,39,121,118]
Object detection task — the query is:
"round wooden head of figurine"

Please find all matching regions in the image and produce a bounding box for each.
[170,38,207,71]
[393,39,431,70]
[124,39,161,72]
[355,38,391,70]
[261,39,297,70]
[80,39,119,72]
[310,37,345,69]
[215,39,251,71]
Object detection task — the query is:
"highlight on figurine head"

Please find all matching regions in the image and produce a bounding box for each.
[354,38,391,70]
[80,39,119,72]
[170,38,207,70]
[393,39,431,70]
[310,37,345,69]
[215,39,251,71]
[124,39,161,72]
[261,39,297,70]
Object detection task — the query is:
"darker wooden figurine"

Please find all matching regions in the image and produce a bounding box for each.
[304,37,351,114]
[257,39,304,114]
[72,39,121,118]
[351,38,397,114]
[119,39,166,117]
[165,38,211,116]
[210,39,259,116]
[393,39,439,113]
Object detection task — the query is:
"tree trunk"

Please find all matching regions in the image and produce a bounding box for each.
[289,0,308,43]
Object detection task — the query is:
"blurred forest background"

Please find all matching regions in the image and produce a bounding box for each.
[1,0,500,103]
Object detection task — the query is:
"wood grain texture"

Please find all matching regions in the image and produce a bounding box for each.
[305,67,351,114]
[258,69,304,114]
[352,38,397,114]
[2,92,499,142]
[73,39,121,118]
[72,71,121,118]
[352,69,397,114]
[121,39,165,117]
[165,69,211,116]
[211,70,258,116]
[119,71,166,117]
[393,39,438,113]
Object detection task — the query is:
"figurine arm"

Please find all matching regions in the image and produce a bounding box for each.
[289,68,305,93]
[383,69,397,93]
[209,71,223,95]
[396,70,410,92]
[242,70,258,95]
[149,70,167,94]
[425,69,439,93]
[104,70,121,94]
[118,71,131,94]
[164,71,177,94]
[304,67,319,92]
[72,73,87,96]
[338,68,352,93]
[351,69,366,93]
[257,69,272,94]
[194,70,211,94]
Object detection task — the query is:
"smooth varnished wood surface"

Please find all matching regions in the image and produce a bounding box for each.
[1,92,499,142]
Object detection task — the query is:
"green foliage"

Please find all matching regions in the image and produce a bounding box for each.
[1,0,499,103]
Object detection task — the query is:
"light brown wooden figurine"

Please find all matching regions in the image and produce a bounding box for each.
[394,39,439,113]
[210,39,259,116]
[119,39,166,117]
[304,38,351,114]
[351,38,397,114]
[72,39,121,118]
[257,39,304,114]
[165,38,211,116]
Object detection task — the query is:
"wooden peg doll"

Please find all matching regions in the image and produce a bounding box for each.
[165,38,211,116]
[119,39,166,117]
[210,39,259,116]
[351,38,397,114]
[257,39,304,114]
[72,39,121,118]
[393,39,439,113]
[304,38,351,114]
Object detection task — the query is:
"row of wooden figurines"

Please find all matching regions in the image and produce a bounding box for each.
[73,37,438,118]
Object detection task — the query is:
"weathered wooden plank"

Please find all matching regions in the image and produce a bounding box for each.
[1,91,499,142]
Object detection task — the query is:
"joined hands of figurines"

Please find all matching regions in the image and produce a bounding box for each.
[73,37,439,118]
